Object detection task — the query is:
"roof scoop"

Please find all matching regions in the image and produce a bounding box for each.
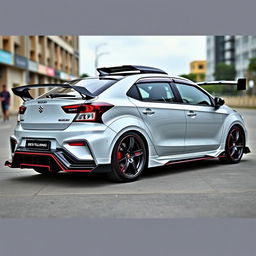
[97,65,168,77]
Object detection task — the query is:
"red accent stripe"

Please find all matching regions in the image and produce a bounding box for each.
[14,151,92,173]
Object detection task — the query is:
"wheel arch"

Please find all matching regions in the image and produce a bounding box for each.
[225,120,246,140]
[108,127,154,168]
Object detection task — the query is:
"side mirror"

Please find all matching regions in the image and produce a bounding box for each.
[214,97,225,108]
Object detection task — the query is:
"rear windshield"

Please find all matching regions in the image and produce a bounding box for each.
[69,78,117,95]
[38,78,117,99]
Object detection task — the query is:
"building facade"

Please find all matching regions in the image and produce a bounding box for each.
[0,36,79,112]
[190,60,206,82]
[206,36,235,80]
[206,36,256,81]
[235,36,256,78]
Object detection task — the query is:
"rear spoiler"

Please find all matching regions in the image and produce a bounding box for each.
[12,83,95,101]
[197,78,246,91]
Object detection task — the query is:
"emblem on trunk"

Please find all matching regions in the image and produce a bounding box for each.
[39,106,44,113]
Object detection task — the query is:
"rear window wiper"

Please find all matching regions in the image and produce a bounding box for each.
[46,94,76,98]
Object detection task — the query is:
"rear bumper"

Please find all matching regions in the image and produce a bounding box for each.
[5,149,111,173]
[12,122,118,165]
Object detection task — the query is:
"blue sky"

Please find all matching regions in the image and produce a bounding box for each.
[79,36,206,76]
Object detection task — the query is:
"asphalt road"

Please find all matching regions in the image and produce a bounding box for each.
[0,109,255,218]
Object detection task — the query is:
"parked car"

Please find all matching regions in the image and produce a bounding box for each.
[5,65,250,182]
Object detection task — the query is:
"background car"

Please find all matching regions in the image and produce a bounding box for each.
[5,65,250,182]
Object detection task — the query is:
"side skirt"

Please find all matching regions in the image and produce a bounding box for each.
[164,155,226,166]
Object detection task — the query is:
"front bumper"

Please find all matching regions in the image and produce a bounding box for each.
[5,148,111,173]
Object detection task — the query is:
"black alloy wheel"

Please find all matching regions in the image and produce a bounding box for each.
[109,132,147,182]
[220,125,245,164]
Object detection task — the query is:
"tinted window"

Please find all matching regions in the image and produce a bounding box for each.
[38,78,118,99]
[68,78,117,95]
[175,83,212,106]
[137,82,175,103]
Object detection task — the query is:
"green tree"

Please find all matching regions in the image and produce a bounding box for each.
[80,73,89,78]
[248,57,256,73]
[179,73,197,82]
[199,73,206,81]
[247,58,256,95]
[214,62,236,80]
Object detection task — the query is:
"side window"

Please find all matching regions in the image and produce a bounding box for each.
[175,83,212,106]
[137,82,175,103]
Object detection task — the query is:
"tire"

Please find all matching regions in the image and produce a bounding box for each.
[34,168,59,175]
[219,125,245,164]
[108,132,147,182]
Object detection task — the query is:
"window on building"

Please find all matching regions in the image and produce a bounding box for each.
[252,36,256,45]
[38,53,43,64]
[29,36,36,61]
[236,38,240,48]
[14,43,20,55]
[243,52,249,61]
[2,37,11,52]
[243,36,249,45]
[252,49,256,57]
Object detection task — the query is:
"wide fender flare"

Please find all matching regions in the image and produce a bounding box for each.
[107,116,157,160]
[221,113,248,147]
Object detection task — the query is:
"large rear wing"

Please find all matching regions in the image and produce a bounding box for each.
[12,83,95,101]
[197,78,246,91]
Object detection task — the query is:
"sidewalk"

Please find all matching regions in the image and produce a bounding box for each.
[0,116,17,130]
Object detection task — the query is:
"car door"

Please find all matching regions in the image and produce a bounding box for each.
[128,78,186,156]
[173,80,224,153]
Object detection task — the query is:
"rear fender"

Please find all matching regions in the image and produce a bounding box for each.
[107,117,158,161]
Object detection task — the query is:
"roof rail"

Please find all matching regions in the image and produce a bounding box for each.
[97,65,168,76]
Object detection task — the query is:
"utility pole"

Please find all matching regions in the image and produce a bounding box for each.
[94,43,108,76]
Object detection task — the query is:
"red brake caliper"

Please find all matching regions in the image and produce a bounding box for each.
[117,151,122,160]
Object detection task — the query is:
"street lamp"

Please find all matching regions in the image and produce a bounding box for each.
[94,43,108,76]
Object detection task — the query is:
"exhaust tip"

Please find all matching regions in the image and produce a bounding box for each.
[244,146,251,154]
[5,160,12,167]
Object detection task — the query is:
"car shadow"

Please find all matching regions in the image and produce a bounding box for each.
[7,158,234,187]
[9,172,111,187]
[142,159,223,179]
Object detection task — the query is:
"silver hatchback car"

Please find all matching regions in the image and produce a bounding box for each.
[5,65,250,182]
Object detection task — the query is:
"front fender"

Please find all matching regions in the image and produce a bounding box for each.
[221,111,248,148]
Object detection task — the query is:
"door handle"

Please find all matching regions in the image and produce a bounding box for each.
[142,108,155,115]
[187,111,197,117]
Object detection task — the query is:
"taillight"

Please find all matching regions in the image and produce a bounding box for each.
[68,142,86,146]
[62,102,114,123]
[19,105,27,114]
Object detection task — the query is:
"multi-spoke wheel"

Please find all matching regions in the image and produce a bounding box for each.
[220,125,245,164]
[109,132,147,182]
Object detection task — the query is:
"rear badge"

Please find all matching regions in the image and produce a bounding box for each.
[39,106,44,113]
[58,119,70,122]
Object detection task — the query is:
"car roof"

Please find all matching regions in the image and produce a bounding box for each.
[71,73,193,84]
[70,65,194,85]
